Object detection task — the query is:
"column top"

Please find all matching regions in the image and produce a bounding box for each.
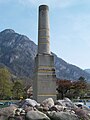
[39,5,49,11]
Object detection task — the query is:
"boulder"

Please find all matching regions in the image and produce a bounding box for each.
[24,106,34,112]
[8,116,25,120]
[73,108,90,120]
[47,111,79,120]
[49,105,66,112]
[26,110,50,120]
[21,98,40,108]
[41,98,54,108]
[56,97,77,109]
[0,105,17,120]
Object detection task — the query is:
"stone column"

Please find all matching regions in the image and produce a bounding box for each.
[33,5,56,102]
[38,5,50,54]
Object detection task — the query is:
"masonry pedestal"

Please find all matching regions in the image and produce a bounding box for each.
[33,54,56,102]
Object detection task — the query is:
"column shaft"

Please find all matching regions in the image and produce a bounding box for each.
[38,5,50,54]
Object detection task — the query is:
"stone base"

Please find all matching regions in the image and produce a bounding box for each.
[33,54,56,102]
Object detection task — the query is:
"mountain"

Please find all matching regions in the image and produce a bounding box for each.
[54,54,90,81]
[0,29,37,77]
[0,29,90,81]
[84,69,90,74]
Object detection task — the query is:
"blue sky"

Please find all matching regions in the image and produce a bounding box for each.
[0,0,90,69]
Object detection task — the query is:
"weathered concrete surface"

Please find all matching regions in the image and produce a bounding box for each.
[38,5,50,54]
[33,5,56,102]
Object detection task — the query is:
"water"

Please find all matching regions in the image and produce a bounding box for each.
[86,102,90,108]
[73,99,90,108]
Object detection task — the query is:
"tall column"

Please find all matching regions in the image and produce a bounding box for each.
[33,5,56,102]
[38,5,50,54]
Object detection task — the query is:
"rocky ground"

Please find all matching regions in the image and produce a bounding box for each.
[0,97,90,120]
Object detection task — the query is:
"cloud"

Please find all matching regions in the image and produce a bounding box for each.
[18,0,58,8]
[0,0,90,8]
[1,0,90,9]
[16,0,88,8]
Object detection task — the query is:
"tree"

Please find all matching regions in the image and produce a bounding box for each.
[56,77,87,99]
[72,76,87,98]
[13,77,33,98]
[0,68,12,99]
[56,79,72,99]
[86,83,90,98]
[12,80,24,99]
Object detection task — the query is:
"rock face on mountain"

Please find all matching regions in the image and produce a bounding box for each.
[54,55,90,81]
[0,29,90,81]
[0,29,37,77]
[85,69,90,74]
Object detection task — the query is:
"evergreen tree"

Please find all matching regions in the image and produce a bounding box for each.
[12,80,24,99]
[0,68,12,99]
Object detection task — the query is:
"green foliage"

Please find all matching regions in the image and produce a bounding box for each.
[0,67,12,99]
[12,80,24,99]
[72,76,87,98]
[0,67,31,100]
